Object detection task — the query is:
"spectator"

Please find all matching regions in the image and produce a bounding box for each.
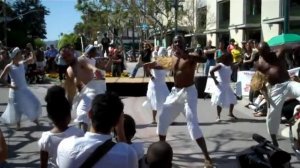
[122,114,144,166]
[195,44,203,73]
[38,86,84,168]
[215,41,227,63]
[101,33,111,56]
[57,92,138,168]
[146,141,173,168]
[203,40,216,76]
[45,45,58,72]
[0,49,10,82]
[152,46,160,60]
[231,42,242,82]
[241,41,247,55]
[130,42,152,78]
[55,49,68,83]
[227,39,235,53]
[36,47,45,71]
[242,40,259,70]
[111,47,123,77]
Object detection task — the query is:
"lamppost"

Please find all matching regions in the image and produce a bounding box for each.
[171,0,184,35]
[283,0,290,34]
[129,19,135,59]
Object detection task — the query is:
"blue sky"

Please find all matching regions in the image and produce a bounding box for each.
[41,0,81,41]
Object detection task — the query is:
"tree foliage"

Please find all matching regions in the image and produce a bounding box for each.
[74,0,179,45]
[34,38,46,48]
[0,0,49,47]
[57,33,81,50]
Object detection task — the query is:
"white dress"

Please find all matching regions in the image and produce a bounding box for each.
[143,69,169,111]
[38,126,84,168]
[1,63,42,124]
[211,63,237,108]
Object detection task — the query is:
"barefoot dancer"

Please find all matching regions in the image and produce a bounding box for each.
[210,53,237,122]
[157,35,213,167]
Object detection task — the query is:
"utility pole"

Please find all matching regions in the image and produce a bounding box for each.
[172,0,183,35]
[132,21,135,59]
[3,0,7,46]
[174,0,178,35]
[283,0,290,34]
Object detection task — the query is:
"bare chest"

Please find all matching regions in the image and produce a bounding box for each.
[172,57,195,71]
[70,65,93,84]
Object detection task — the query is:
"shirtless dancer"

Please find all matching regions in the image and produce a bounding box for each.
[157,35,212,167]
[255,42,300,146]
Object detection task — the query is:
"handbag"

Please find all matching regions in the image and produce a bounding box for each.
[79,139,116,168]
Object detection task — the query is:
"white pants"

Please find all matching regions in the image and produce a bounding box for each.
[157,85,203,140]
[267,81,300,135]
[73,80,106,124]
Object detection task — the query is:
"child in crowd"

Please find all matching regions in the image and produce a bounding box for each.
[0,47,41,129]
[123,114,145,166]
[210,53,238,122]
[146,141,173,168]
[38,86,84,168]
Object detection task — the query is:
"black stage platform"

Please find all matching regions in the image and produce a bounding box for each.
[106,76,209,98]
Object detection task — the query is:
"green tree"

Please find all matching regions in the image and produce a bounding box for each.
[34,38,45,48]
[2,0,49,47]
[57,33,81,50]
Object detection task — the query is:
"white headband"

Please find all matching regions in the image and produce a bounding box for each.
[10,47,21,59]
[84,44,95,55]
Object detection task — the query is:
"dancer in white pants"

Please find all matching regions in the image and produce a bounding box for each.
[256,42,300,146]
[61,45,110,134]
[157,35,213,167]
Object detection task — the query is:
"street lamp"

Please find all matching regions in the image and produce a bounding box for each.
[171,0,184,35]
[129,19,135,59]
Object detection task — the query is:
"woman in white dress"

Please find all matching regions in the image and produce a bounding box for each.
[143,48,169,124]
[210,53,237,122]
[0,47,41,129]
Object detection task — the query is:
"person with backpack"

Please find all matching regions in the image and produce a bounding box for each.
[56,92,138,168]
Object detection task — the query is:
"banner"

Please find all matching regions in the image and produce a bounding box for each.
[237,71,255,96]
[204,66,219,94]
[236,67,300,96]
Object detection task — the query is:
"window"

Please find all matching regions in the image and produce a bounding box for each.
[290,0,300,16]
[196,6,207,32]
[246,0,261,24]
[247,0,261,16]
[218,1,230,29]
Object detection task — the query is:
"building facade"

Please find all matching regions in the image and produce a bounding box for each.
[202,0,300,46]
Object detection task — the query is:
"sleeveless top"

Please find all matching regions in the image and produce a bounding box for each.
[9,63,27,89]
[218,63,232,84]
[150,69,167,83]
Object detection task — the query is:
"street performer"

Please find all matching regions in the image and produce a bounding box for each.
[148,35,213,167]
[255,42,300,146]
[61,45,125,141]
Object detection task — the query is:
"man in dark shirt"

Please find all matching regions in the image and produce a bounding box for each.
[101,33,111,56]
[130,42,152,78]
[203,40,216,76]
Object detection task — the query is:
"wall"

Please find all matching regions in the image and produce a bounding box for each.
[261,0,281,41]
[228,0,244,43]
